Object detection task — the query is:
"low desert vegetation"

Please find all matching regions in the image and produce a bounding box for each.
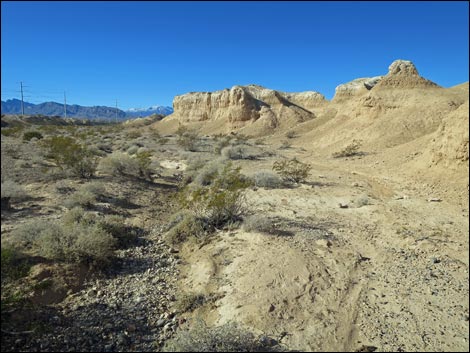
[166,162,251,244]
[8,207,138,265]
[163,320,286,352]
[177,131,200,152]
[22,130,43,141]
[332,139,363,158]
[40,136,97,178]
[272,158,311,183]
[1,180,28,205]
[252,170,285,189]
[221,144,261,160]
[242,215,275,234]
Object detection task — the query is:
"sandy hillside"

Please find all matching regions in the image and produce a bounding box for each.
[152,59,469,351]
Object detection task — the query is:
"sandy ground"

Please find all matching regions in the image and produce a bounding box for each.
[177,146,469,352]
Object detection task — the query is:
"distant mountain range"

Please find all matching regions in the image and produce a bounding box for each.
[1,99,173,120]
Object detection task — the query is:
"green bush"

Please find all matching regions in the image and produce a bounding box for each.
[135,150,153,180]
[41,136,97,178]
[1,180,28,202]
[1,126,24,137]
[272,158,311,183]
[23,131,44,141]
[163,321,285,352]
[179,163,251,229]
[178,131,199,152]
[1,247,32,283]
[98,151,139,177]
[165,212,206,246]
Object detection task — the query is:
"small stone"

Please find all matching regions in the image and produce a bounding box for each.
[268,304,275,312]
[156,319,166,327]
[428,198,442,202]
[339,203,349,209]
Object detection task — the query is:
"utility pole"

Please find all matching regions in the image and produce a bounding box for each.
[115,99,118,123]
[20,81,25,115]
[64,91,67,118]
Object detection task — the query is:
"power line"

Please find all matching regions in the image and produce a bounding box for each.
[64,91,67,118]
[20,82,25,115]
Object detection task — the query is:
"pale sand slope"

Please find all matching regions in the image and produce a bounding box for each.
[176,147,468,352]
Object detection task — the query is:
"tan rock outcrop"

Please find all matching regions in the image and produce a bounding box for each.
[169,85,325,133]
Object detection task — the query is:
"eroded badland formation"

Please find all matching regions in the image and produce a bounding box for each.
[1,60,469,352]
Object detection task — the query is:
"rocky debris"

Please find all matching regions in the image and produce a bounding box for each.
[427,197,442,202]
[2,237,180,352]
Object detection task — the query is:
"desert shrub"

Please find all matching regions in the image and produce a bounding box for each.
[135,150,153,180]
[213,136,232,154]
[1,180,28,202]
[1,126,24,137]
[165,212,206,246]
[127,145,139,155]
[55,180,76,195]
[98,151,139,177]
[63,182,106,209]
[221,145,260,160]
[175,124,189,138]
[163,320,285,352]
[285,130,296,139]
[98,215,139,248]
[272,158,311,183]
[332,139,363,158]
[41,136,97,178]
[178,131,199,152]
[279,140,291,149]
[252,171,284,189]
[175,293,207,313]
[192,160,223,186]
[242,215,274,234]
[179,163,251,229]
[23,131,43,141]
[12,211,116,264]
[126,130,142,139]
[36,221,115,264]
[11,219,52,246]
[354,194,370,208]
[1,247,32,283]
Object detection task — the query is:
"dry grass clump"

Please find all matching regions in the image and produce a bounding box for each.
[1,180,28,202]
[242,215,274,234]
[98,151,139,176]
[252,171,284,189]
[163,320,285,352]
[63,182,105,209]
[174,293,207,313]
[9,207,139,264]
[221,145,261,160]
[10,217,115,264]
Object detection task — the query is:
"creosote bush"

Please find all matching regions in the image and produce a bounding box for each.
[272,158,311,183]
[178,131,199,152]
[23,131,44,142]
[170,163,251,243]
[40,136,97,178]
[332,139,363,158]
[98,151,139,177]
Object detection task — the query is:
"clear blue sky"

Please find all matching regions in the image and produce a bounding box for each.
[1,1,469,109]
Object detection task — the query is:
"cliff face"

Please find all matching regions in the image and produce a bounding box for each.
[169,85,326,131]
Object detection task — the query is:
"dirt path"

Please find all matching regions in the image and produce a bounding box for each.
[178,155,469,352]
